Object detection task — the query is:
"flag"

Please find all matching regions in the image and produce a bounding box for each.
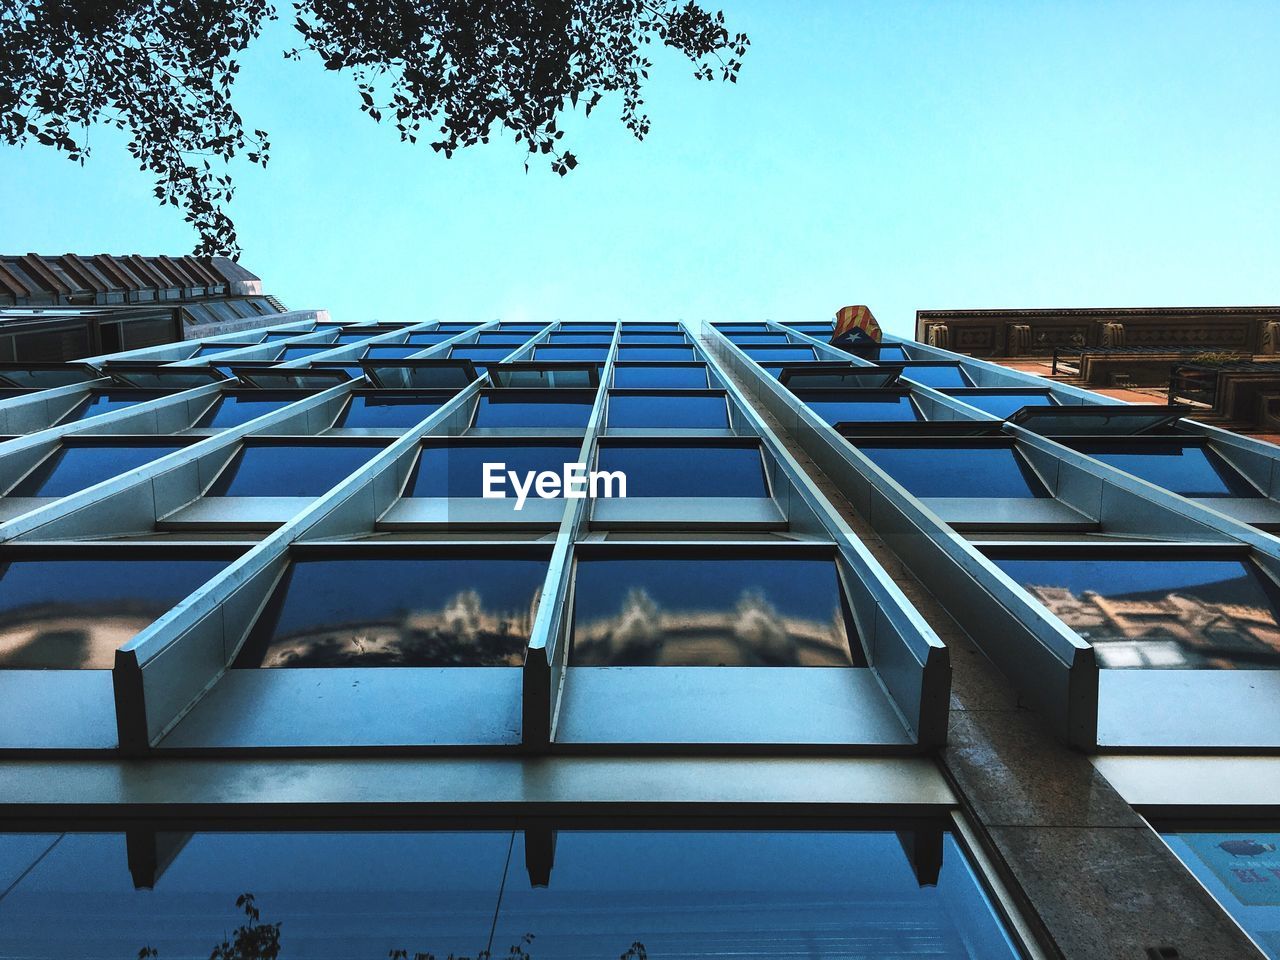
[832,305,882,344]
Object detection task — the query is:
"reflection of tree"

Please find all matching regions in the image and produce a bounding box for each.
[137,895,646,960]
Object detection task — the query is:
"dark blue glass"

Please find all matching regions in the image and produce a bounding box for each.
[234,555,549,666]
[473,335,532,346]
[1072,441,1259,497]
[0,829,1018,959]
[0,556,229,667]
[595,444,767,497]
[948,390,1055,418]
[408,442,582,497]
[857,443,1047,498]
[618,333,687,343]
[194,393,296,428]
[436,323,481,332]
[993,555,1280,669]
[795,390,920,424]
[405,333,450,345]
[534,347,609,361]
[336,394,447,428]
[472,393,594,428]
[729,335,790,345]
[612,365,708,388]
[9,443,188,498]
[548,334,613,345]
[896,364,971,388]
[193,343,251,356]
[336,333,377,344]
[743,347,817,362]
[617,347,696,361]
[278,346,331,361]
[206,442,386,497]
[571,556,859,666]
[362,345,423,360]
[1162,831,1280,957]
[608,393,728,429]
[58,391,166,423]
[784,323,836,335]
[621,323,680,332]
[451,347,515,363]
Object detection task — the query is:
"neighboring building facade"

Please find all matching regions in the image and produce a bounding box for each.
[0,253,307,361]
[916,306,1280,439]
[0,314,1276,958]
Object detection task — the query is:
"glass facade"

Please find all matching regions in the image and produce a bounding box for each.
[1068,440,1260,497]
[206,441,388,496]
[855,442,1048,498]
[7,442,189,497]
[407,441,583,497]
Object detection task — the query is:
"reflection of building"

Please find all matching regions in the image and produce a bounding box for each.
[0,609,155,669]
[916,305,1280,437]
[1025,584,1280,669]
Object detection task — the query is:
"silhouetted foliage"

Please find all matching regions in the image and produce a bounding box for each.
[1,1,749,256]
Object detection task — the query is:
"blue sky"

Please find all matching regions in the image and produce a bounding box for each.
[1,1,1277,337]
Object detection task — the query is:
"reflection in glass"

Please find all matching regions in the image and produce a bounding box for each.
[595,444,767,498]
[1071,441,1259,498]
[206,442,386,497]
[795,390,920,425]
[895,365,971,388]
[234,555,548,666]
[336,394,448,429]
[607,393,728,429]
[570,556,859,666]
[612,365,709,388]
[0,557,229,668]
[472,393,595,428]
[0,828,1020,960]
[1163,832,1280,958]
[856,443,1047,498]
[408,443,583,497]
[947,390,1056,419]
[8,443,188,498]
[194,393,297,428]
[56,391,166,424]
[994,555,1280,669]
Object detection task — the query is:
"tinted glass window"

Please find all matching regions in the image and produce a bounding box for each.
[0,829,1018,960]
[1163,831,1280,956]
[58,391,166,423]
[472,393,594,428]
[336,333,376,344]
[795,390,920,424]
[548,334,613,345]
[279,346,330,361]
[612,365,709,388]
[436,323,481,332]
[596,444,767,497]
[534,347,609,362]
[206,442,386,496]
[571,555,859,666]
[618,333,687,343]
[856,443,1047,498]
[194,393,296,428]
[0,556,229,668]
[608,393,728,429]
[336,394,447,428]
[896,364,972,388]
[9,443,188,498]
[948,390,1056,419]
[451,347,515,364]
[193,343,249,357]
[234,555,548,666]
[405,333,450,345]
[743,346,817,362]
[1071,441,1259,497]
[363,345,423,360]
[785,323,836,335]
[408,442,582,497]
[617,347,696,361]
[473,335,532,346]
[729,335,790,345]
[993,554,1280,669]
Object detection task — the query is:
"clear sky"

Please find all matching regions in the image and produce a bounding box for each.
[1,1,1277,337]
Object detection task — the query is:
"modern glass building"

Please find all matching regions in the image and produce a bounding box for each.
[0,314,1274,958]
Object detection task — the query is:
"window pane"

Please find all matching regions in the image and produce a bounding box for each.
[948,390,1056,419]
[795,390,920,424]
[856,443,1047,498]
[57,391,166,423]
[993,554,1280,669]
[405,333,450,345]
[336,394,447,429]
[450,347,515,363]
[533,347,609,362]
[362,345,423,360]
[608,393,728,429]
[742,346,817,362]
[207,442,386,497]
[194,393,297,428]
[408,442,582,497]
[9,443,188,498]
[0,556,229,668]
[895,364,972,388]
[596,444,767,497]
[617,347,696,361]
[612,365,709,388]
[1071,441,1259,498]
[548,334,613,345]
[728,335,791,344]
[570,555,859,666]
[1163,831,1280,957]
[472,393,595,428]
[278,346,331,361]
[234,555,549,666]
[618,333,687,343]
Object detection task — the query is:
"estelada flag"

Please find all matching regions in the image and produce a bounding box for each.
[832,305,882,344]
